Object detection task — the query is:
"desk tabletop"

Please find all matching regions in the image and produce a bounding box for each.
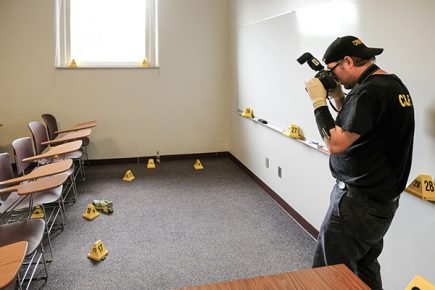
[179,264,369,290]
[0,241,28,288]
[41,128,91,145]
[22,140,82,162]
[0,159,73,187]
[55,120,97,134]
[0,172,69,196]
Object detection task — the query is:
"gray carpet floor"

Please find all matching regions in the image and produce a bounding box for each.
[37,157,315,289]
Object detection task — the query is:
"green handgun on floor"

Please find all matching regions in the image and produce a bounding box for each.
[92,200,114,214]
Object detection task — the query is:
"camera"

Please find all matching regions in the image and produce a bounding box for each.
[297,52,337,90]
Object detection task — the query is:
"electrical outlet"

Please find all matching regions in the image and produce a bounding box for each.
[278,166,282,178]
[265,158,269,168]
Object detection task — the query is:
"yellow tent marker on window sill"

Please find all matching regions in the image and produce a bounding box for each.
[68,58,78,68]
[405,174,435,201]
[142,58,150,67]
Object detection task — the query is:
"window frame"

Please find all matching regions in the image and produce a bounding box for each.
[55,0,159,68]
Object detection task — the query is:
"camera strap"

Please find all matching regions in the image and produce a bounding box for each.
[355,64,379,85]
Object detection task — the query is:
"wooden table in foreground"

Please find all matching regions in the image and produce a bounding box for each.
[55,120,97,134]
[179,264,369,290]
[0,241,28,289]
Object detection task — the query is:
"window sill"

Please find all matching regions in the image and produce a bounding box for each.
[55,66,160,69]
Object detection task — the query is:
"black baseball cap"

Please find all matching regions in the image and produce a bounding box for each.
[323,36,383,64]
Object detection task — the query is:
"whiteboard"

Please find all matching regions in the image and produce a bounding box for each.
[237,0,401,138]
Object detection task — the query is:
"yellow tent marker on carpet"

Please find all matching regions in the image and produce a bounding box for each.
[194,159,204,170]
[68,58,78,68]
[147,159,156,169]
[405,174,435,201]
[123,170,135,181]
[405,275,435,290]
[241,107,254,118]
[88,240,108,262]
[31,205,44,219]
[283,123,304,140]
[83,204,100,220]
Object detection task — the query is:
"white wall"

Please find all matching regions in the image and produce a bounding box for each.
[231,0,435,289]
[0,0,230,159]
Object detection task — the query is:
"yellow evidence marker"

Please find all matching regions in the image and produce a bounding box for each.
[405,275,435,290]
[194,159,204,170]
[31,205,44,219]
[241,107,254,118]
[405,174,435,201]
[142,58,150,67]
[68,58,78,68]
[88,240,109,262]
[83,204,100,220]
[147,159,156,169]
[123,169,135,181]
[283,123,304,140]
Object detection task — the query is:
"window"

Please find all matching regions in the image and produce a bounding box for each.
[56,0,158,68]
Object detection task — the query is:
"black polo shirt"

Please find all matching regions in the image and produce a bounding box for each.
[330,74,415,201]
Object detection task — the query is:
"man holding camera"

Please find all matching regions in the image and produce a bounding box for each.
[304,36,414,289]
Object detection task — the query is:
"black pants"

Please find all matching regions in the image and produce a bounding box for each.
[312,183,399,290]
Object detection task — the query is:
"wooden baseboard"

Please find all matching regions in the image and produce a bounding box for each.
[87,152,230,165]
[87,151,318,238]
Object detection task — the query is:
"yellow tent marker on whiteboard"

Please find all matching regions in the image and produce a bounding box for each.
[405,275,435,290]
[283,124,304,140]
[194,159,204,170]
[241,108,254,118]
[405,174,435,201]
[123,170,135,181]
[88,240,108,262]
[83,204,100,220]
[68,58,78,68]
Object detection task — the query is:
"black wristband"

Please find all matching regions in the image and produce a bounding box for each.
[314,106,335,139]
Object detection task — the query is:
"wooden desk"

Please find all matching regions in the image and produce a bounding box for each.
[55,120,97,134]
[22,140,82,163]
[0,173,69,196]
[179,264,369,290]
[0,241,28,289]
[41,128,91,146]
[0,159,72,187]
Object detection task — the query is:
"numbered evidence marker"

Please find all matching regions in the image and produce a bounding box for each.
[83,204,100,220]
[68,58,78,68]
[241,107,254,118]
[405,174,435,201]
[123,169,135,181]
[31,205,44,219]
[283,123,304,140]
[194,159,204,170]
[88,240,109,262]
[405,275,435,290]
[147,159,156,169]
